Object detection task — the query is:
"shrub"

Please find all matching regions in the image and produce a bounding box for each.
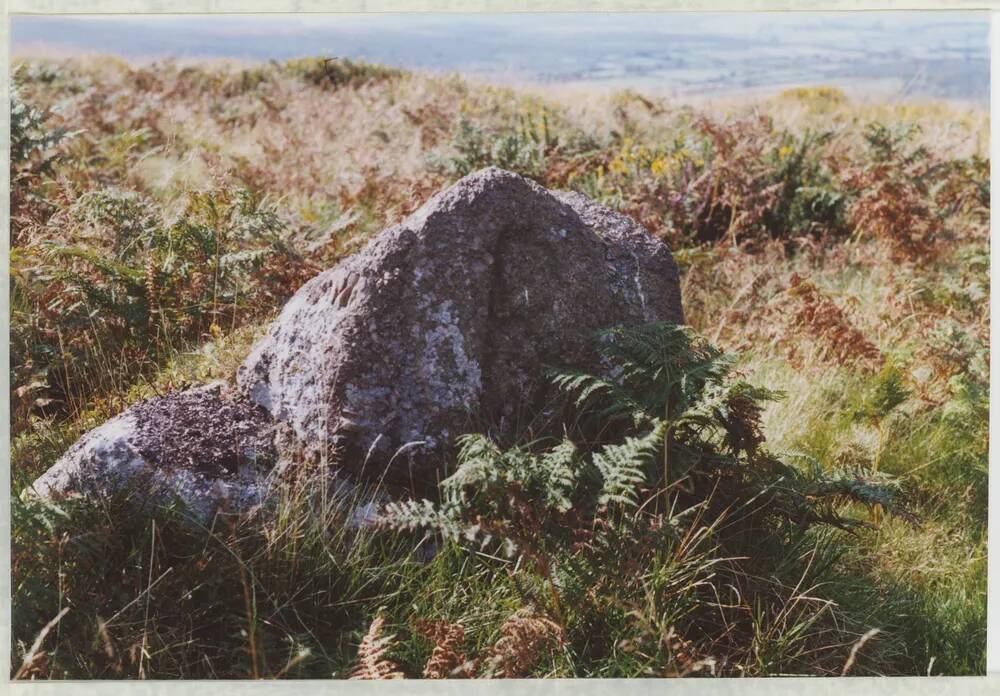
[934,155,989,224]
[574,116,847,247]
[778,86,848,111]
[842,123,947,260]
[431,114,553,179]
[762,130,846,238]
[10,75,75,236]
[11,82,69,167]
[282,57,403,90]
[855,364,910,425]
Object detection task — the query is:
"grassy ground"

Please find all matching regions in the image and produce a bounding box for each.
[9,57,989,678]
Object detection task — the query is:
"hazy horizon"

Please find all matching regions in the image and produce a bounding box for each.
[11,12,990,101]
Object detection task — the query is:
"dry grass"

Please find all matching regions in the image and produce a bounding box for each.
[9,55,988,678]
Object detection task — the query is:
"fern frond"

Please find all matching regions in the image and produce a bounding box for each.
[218,247,273,269]
[443,433,504,496]
[483,608,564,678]
[764,452,912,525]
[808,467,909,520]
[445,434,578,514]
[549,369,615,406]
[46,244,145,283]
[549,367,650,426]
[348,616,405,680]
[540,439,577,513]
[587,323,736,423]
[378,499,465,541]
[593,421,667,506]
[415,619,473,679]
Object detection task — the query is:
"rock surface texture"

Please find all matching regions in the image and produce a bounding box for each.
[237,167,683,483]
[30,167,685,512]
[26,383,277,522]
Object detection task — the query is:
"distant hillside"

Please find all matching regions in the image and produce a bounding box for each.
[11,12,990,101]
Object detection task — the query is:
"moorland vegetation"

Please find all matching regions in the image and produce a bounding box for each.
[10,57,989,678]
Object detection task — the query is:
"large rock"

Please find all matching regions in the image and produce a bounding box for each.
[237,167,683,484]
[25,383,278,522]
[29,168,685,511]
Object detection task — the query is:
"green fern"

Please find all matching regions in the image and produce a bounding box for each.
[379,498,466,542]
[552,323,733,426]
[10,75,71,168]
[592,421,666,506]
[381,322,910,621]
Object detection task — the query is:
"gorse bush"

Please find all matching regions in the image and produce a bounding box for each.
[554,115,850,248]
[778,85,848,111]
[762,129,846,238]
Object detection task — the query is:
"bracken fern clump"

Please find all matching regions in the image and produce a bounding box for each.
[382,323,910,674]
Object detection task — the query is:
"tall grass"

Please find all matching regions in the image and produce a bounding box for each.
[9,55,988,677]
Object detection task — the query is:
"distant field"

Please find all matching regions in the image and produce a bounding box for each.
[11,12,990,101]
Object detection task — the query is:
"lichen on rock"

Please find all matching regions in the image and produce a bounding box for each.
[30,167,685,511]
[237,167,684,484]
[26,382,278,523]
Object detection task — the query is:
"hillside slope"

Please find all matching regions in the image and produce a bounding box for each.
[10,57,989,678]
